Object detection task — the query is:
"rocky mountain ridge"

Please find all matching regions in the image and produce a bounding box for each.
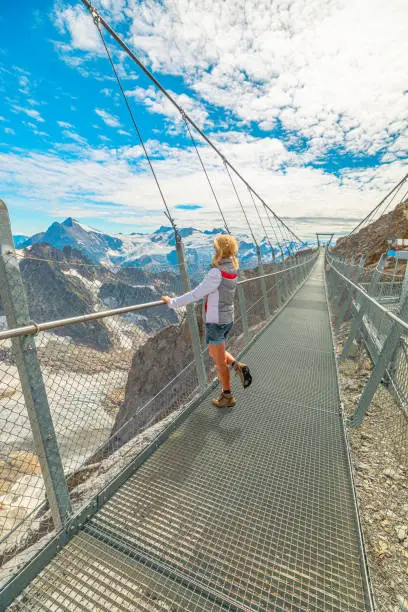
[333,201,408,270]
[1,243,180,350]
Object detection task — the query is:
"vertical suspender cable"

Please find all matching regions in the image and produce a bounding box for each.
[224,161,258,245]
[247,187,279,260]
[183,116,230,234]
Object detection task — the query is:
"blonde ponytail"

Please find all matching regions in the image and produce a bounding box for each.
[212,234,239,270]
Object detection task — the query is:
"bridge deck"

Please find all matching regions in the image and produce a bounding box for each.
[9,256,371,611]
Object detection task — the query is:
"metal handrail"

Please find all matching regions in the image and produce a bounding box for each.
[327,257,408,332]
[0,256,316,341]
[0,300,164,341]
[237,254,316,285]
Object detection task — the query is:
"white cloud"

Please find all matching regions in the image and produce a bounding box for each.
[18,75,30,95]
[12,105,45,122]
[62,129,88,145]
[53,5,102,53]
[1,135,406,239]
[126,86,211,129]
[57,120,73,128]
[58,0,408,161]
[32,129,49,138]
[4,127,15,135]
[118,129,131,136]
[95,108,122,128]
[10,0,405,240]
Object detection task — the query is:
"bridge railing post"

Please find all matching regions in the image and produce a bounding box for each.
[349,294,408,427]
[175,234,208,391]
[274,261,282,308]
[280,251,289,300]
[292,254,299,287]
[341,254,386,360]
[0,200,72,531]
[335,257,365,329]
[237,271,250,344]
[332,256,355,315]
[256,246,270,319]
[382,259,408,386]
[288,254,294,291]
[401,260,408,309]
[289,255,296,293]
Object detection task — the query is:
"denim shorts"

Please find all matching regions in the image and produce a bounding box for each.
[205,322,233,346]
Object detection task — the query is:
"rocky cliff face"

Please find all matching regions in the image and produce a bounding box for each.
[105,317,198,453]
[20,254,112,351]
[333,201,408,268]
[98,282,178,332]
[1,243,184,350]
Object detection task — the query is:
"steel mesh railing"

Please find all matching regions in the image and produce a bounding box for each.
[325,252,408,467]
[0,238,316,590]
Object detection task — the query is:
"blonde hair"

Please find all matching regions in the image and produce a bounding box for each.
[212,234,239,270]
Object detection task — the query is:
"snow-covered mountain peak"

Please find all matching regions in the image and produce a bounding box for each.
[18,219,304,268]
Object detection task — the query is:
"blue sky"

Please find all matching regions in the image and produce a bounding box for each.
[1,0,407,241]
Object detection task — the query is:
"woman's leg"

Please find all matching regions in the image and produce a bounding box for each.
[225,351,235,365]
[209,343,231,391]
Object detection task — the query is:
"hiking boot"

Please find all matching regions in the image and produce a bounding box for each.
[212,391,236,408]
[233,361,252,388]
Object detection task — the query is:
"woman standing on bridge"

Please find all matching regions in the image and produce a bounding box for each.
[161,234,252,407]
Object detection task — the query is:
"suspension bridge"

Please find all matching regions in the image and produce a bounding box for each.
[1,1,408,610]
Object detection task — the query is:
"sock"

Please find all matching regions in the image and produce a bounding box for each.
[223,389,231,395]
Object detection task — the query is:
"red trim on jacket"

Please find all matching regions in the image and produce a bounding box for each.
[220,270,238,279]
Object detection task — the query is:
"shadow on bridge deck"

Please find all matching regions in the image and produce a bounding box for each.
[9,256,372,611]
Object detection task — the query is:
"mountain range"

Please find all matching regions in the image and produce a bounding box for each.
[17,218,303,269]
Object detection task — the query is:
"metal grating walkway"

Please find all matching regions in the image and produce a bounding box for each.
[9,256,371,611]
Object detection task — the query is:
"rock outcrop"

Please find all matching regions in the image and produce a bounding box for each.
[1,243,184,350]
[20,253,112,351]
[333,201,408,269]
[108,317,197,451]
[98,282,178,333]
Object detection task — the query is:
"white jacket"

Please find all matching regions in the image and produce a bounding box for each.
[168,259,238,324]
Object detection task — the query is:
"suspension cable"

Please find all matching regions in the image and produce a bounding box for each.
[382,180,408,216]
[399,186,408,206]
[223,161,258,245]
[79,0,303,245]
[262,201,303,246]
[348,170,408,236]
[182,115,230,234]
[92,11,177,230]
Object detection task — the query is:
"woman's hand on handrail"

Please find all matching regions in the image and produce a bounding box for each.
[161,295,171,304]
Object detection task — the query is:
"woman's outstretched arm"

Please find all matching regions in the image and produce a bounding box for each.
[162,267,221,308]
